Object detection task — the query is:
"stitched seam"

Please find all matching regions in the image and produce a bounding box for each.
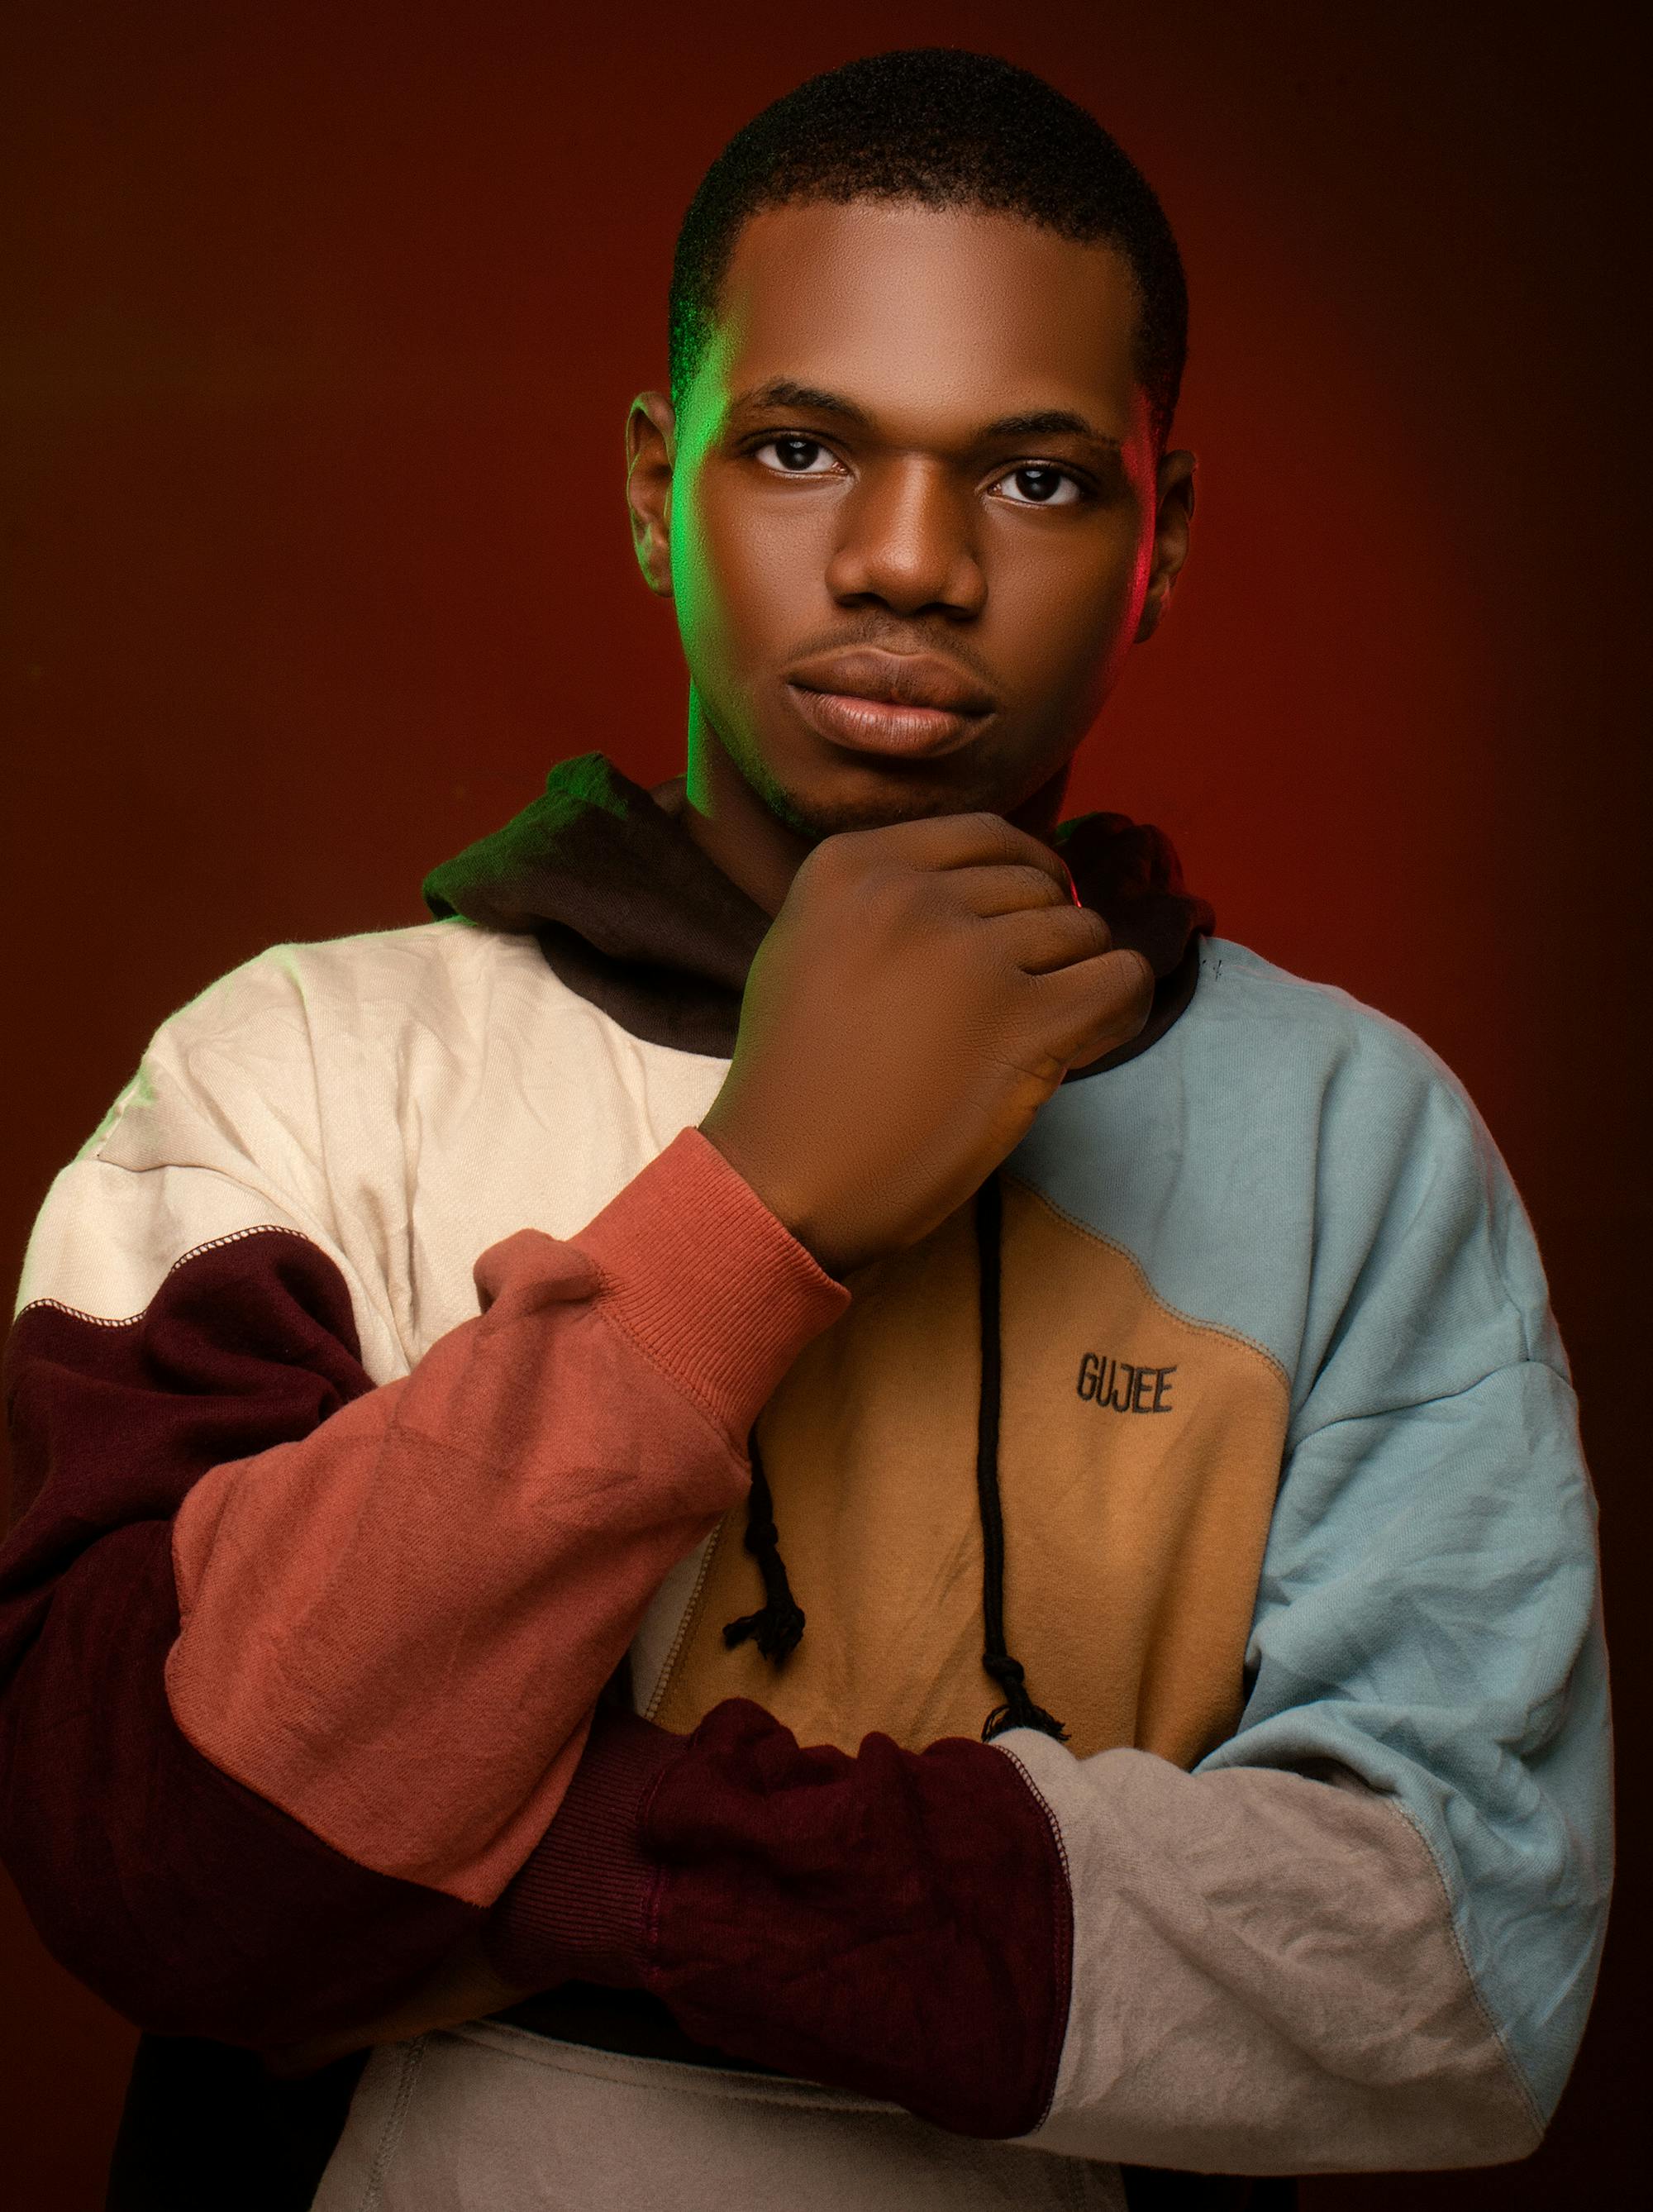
[1004,1175,1291,1388]
[635,1738,691,1979]
[360,2034,426,2212]
[644,1518,728,1723]
[996,1742,1076,2135]
[1384,1797,1546,2143]
[15,1224,316,1329]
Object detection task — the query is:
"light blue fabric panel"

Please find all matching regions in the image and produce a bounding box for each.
[1200,1360,1608,2119]
[1012,936,1612,2118]
[1013,939,1559,1407]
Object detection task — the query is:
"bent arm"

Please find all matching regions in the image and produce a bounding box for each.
[0,1125,847,2048]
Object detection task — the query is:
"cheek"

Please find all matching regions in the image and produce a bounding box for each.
[673,479,823,675]
[666,489,726,662]
[990,527,1144,696]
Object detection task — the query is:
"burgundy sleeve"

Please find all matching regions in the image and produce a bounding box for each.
[484,1699,1075,2140]
[0,1234,475,2046]
[0,1133,849,2050]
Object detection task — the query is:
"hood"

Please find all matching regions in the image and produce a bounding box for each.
[424,751,1214,1077]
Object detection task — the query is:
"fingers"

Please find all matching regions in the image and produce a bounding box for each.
[988,902,1114,972]
[822,812,1074,900]
[1027,946,1156,1066]
[950,862,1079,919]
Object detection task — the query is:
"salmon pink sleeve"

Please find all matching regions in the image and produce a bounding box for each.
[0,1120,846,2050]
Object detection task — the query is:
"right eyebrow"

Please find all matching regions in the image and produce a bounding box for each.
[726,379,873,426]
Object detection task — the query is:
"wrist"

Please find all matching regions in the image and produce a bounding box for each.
[484,1708,684,1991]
[696,1111,853,1279]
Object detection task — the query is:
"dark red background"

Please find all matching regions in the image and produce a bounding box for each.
[2,2,1645,2203]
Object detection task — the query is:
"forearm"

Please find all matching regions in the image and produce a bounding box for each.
[164,1132,842,1901]
[464,1700,1561,2171]
[0,1131,849,2045]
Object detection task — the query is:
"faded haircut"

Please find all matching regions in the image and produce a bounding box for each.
[669,47,1189,450]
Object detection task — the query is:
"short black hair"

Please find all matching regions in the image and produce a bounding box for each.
[669,48,1189,450]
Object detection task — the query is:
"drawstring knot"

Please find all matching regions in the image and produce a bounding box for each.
[722,1434,806,1663]
[980,1652,1069,1744]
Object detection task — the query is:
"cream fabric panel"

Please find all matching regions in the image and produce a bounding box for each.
[314,2021,1127,2212]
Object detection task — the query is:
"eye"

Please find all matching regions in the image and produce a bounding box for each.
[993,463,1084,508]
[755,436,841,474]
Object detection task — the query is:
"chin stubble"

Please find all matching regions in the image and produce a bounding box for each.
[749,748,1031,844]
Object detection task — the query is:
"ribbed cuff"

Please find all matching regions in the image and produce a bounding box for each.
[485,1707,684,1991]
[574,1126,851,1440]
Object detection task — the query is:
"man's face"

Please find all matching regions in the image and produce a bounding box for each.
[631,198,1191,840]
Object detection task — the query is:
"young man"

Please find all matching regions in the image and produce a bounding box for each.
[0,48,1609,2212]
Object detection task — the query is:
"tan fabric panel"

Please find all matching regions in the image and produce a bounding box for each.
[651,1176,1289,1764]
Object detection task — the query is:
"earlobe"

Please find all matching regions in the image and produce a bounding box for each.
[626,392,677,599]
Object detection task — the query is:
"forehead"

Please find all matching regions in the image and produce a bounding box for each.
[702,198,1147,441]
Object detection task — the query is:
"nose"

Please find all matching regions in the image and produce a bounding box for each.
[823,457,986,620]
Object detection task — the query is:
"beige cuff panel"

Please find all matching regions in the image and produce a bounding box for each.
[1002,1734,1541,2173]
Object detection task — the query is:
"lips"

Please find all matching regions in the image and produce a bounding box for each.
[786,646,996,717]
[784,647,996,759]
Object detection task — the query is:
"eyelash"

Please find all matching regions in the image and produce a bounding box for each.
[746,435,1092,508]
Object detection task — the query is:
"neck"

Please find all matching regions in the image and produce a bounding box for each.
[678,690,1074,920]
[680,695,813,918]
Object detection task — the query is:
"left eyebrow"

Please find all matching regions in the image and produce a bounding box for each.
[979,409,1122,453]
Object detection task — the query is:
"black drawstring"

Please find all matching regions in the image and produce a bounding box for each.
[722,1428,806,1662]
[974,1171,1068,1743]
[722,1170,1066,1743]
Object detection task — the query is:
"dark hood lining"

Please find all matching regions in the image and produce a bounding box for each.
[424,751,1214,1076]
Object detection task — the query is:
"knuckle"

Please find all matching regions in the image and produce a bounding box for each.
[852,864,918,929]
[801,832,858,883]
[1010,864,1069,908]
[1060,903,1112,946]
[965,809,1025,862]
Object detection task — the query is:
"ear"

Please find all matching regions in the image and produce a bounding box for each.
[626,392,677,598]
[1134,448,1196,643]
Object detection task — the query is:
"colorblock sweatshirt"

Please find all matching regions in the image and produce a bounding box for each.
[0,751,1611,2210]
